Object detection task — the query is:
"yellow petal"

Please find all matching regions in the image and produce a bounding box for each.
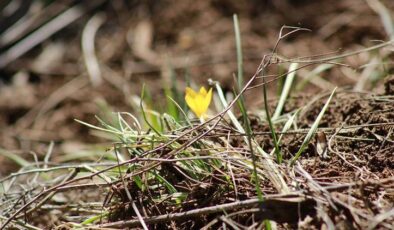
[185,93,200,117]
[185,87,197,98]
[185,86,212,118]
[203,88,213,111]
[185,93,197,113]
[199,88,211,117]
[199,87,207,96]
[195,94,206,117]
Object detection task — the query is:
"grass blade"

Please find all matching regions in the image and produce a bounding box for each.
[290,87,337,165]
[233,14,264,203]
[296,63,334,91]
[233,14,243,89]
[262,71,282,163]
[273,63,298,120]
[140,84,162,135]
[0,148,29,167]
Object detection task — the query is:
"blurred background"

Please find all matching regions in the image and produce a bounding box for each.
[0,0,393,174]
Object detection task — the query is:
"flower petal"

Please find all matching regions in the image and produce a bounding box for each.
[185,87,197,98]
[185,86,212,118]
[185,93,197,114]
[198,88,211,116]
[185,96,200,118]
[199,87,207,96]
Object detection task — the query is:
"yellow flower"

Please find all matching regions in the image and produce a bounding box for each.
[185,86,213,119]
